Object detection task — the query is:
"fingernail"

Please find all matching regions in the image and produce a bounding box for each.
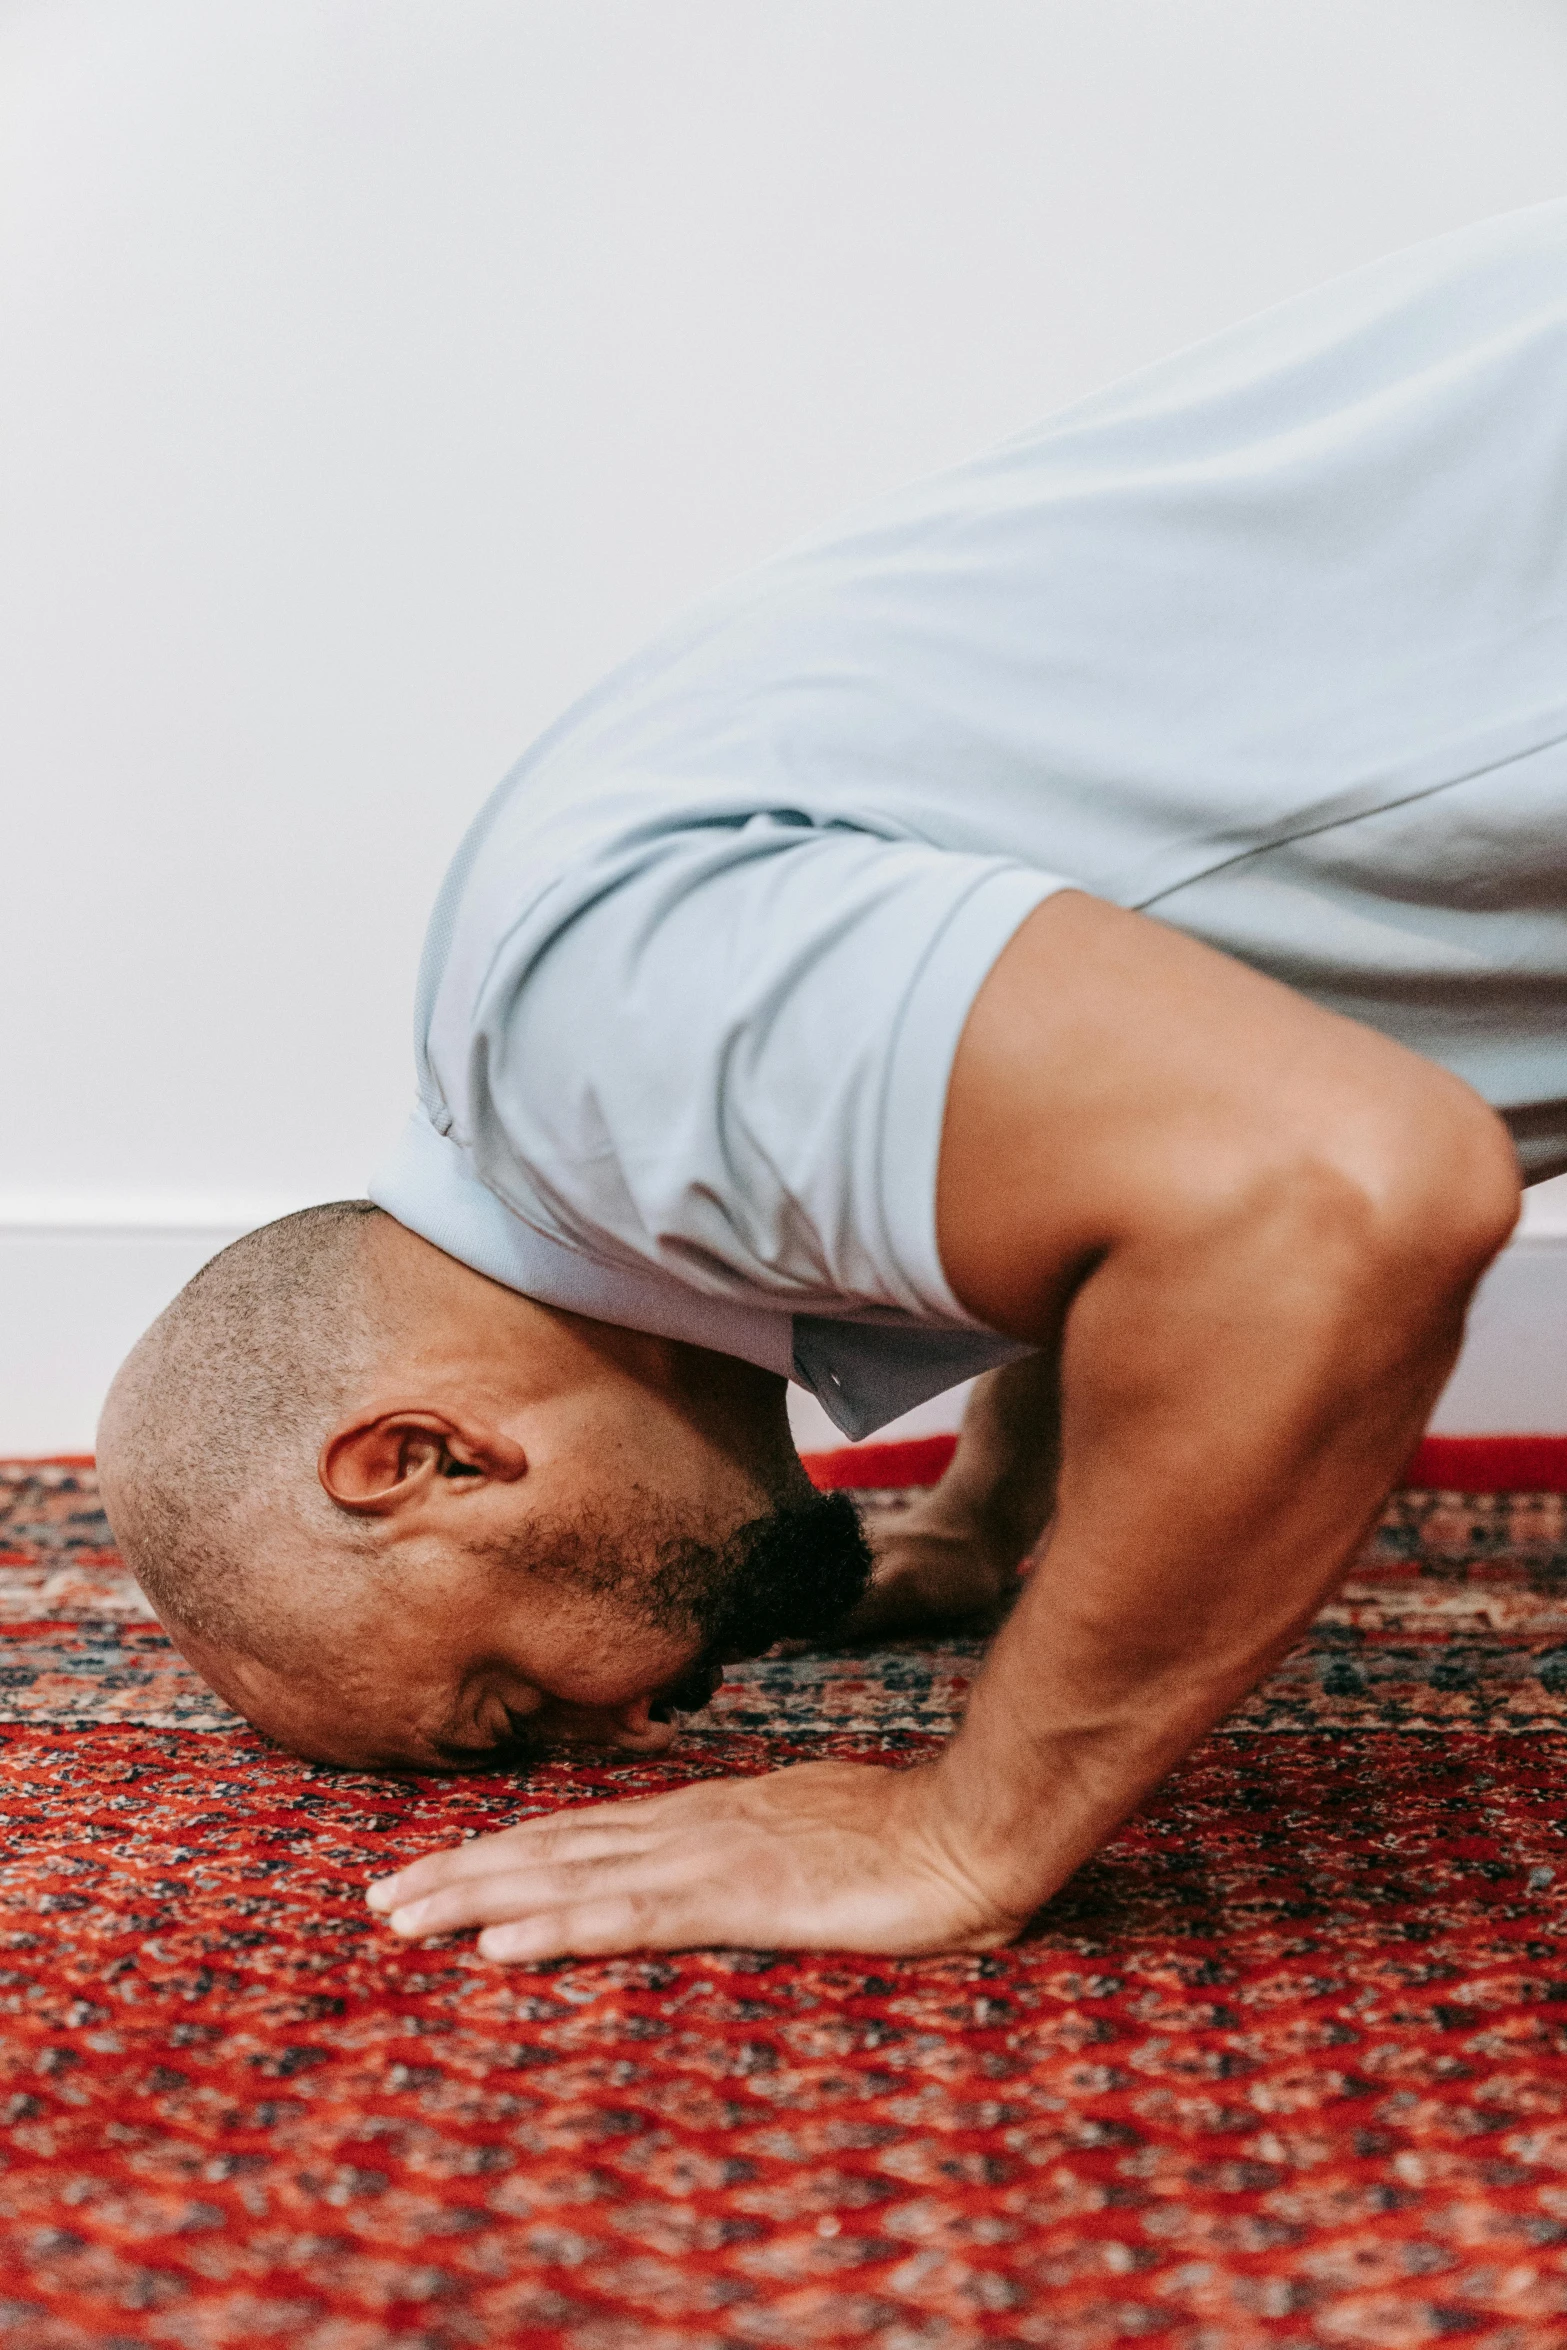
[365,1882,396,1911]
[477,1926,529,1961]
[388,1903,427,1935]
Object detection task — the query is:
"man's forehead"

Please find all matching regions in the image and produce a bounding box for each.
[183,1634,449,1762]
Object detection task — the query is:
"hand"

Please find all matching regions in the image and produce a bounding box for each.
[842,1508,1020,1639]
[366,1760,1026,1961]
[839,1358,1059,1640]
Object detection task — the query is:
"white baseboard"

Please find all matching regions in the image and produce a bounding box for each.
[1425,1228,1567,1431]
[4,1212,1567,1458]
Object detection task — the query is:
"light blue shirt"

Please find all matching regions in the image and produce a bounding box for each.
[373,200,1567,1437]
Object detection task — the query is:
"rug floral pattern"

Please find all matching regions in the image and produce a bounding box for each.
[3,1463,1567,2347]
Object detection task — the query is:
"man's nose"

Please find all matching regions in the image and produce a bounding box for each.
[533,1693,683,1754]
[604,1695,681,1754]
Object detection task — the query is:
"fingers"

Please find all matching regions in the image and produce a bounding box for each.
[360,1761,1005,1964]
[367,1797,672,1914]
[368,1777,791,1957]
[478,1896,705,1964]
[369,1774,777,1916]
[380,1840,692,1940]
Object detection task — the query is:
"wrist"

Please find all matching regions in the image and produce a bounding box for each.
[890,1761,1042,1938]
[924,1677,1218,1918]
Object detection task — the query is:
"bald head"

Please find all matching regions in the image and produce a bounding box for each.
[96,1203,872,1768]
[97,1201,389,1663]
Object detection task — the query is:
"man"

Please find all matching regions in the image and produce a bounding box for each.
[101,200,1567,1962]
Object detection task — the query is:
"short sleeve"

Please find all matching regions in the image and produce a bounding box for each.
[451,817,1067,1325]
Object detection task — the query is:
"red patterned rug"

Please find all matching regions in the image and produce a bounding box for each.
[4,1445,1567,2348]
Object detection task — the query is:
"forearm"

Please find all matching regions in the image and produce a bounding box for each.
[923,1195,1484,1922]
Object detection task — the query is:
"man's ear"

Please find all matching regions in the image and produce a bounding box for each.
[318,1410,528,1516]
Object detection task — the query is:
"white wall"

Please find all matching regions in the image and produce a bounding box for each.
[6,0,1567,1451]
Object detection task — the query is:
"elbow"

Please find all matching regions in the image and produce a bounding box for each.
[1155,1078,1522,1357]
[1242,1082,1521,1373]
[1352,1082,1520,1294]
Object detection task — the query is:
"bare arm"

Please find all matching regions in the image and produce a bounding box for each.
[918,896,1520,1915]
[369,893,1519,1958]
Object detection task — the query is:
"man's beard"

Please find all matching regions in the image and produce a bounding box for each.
[477,1483,875,1721]
[639,1488,875,1713]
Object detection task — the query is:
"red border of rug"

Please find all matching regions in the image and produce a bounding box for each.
[1401,1433,1567,1491]
[801,1431,1567,1492]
